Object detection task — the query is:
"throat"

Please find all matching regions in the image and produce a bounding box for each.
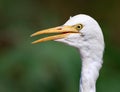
[79,58,102,92]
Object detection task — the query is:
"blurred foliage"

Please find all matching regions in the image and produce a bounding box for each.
[0,0,120,92]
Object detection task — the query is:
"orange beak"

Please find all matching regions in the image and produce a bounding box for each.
[31,26,79,44]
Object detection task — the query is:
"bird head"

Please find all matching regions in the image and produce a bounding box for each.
[31,14,104,55]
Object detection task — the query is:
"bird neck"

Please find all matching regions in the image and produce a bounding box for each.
[79,52,103,92]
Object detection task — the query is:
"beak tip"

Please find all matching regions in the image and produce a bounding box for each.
[30,34,34,37]
[31,42,35,44]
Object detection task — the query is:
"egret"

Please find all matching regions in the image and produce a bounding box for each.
[31,14,105,92]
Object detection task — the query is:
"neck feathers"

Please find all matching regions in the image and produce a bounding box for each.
[79,52,103,92]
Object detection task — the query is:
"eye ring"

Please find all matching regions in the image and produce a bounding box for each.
[75,24,83,30]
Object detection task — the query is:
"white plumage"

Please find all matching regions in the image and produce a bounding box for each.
[56,14,104,92]
[31,14,105,92]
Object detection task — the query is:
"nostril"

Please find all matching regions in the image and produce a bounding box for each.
[56,27,62,30]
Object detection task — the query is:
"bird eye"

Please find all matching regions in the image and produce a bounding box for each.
[75,24,83,30]
[77,25,81,28]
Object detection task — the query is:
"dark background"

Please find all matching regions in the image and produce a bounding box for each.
[0,0,120,92]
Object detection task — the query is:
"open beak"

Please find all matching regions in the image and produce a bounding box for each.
[31,26,79,44]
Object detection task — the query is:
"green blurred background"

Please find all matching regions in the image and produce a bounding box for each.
[0,0,120,92]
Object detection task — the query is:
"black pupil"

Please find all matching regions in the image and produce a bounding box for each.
[78,25,81,28]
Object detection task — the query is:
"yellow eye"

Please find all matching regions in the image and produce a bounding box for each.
[74,24,83,30]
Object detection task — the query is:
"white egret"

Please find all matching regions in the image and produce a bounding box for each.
[31,14,105,92]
